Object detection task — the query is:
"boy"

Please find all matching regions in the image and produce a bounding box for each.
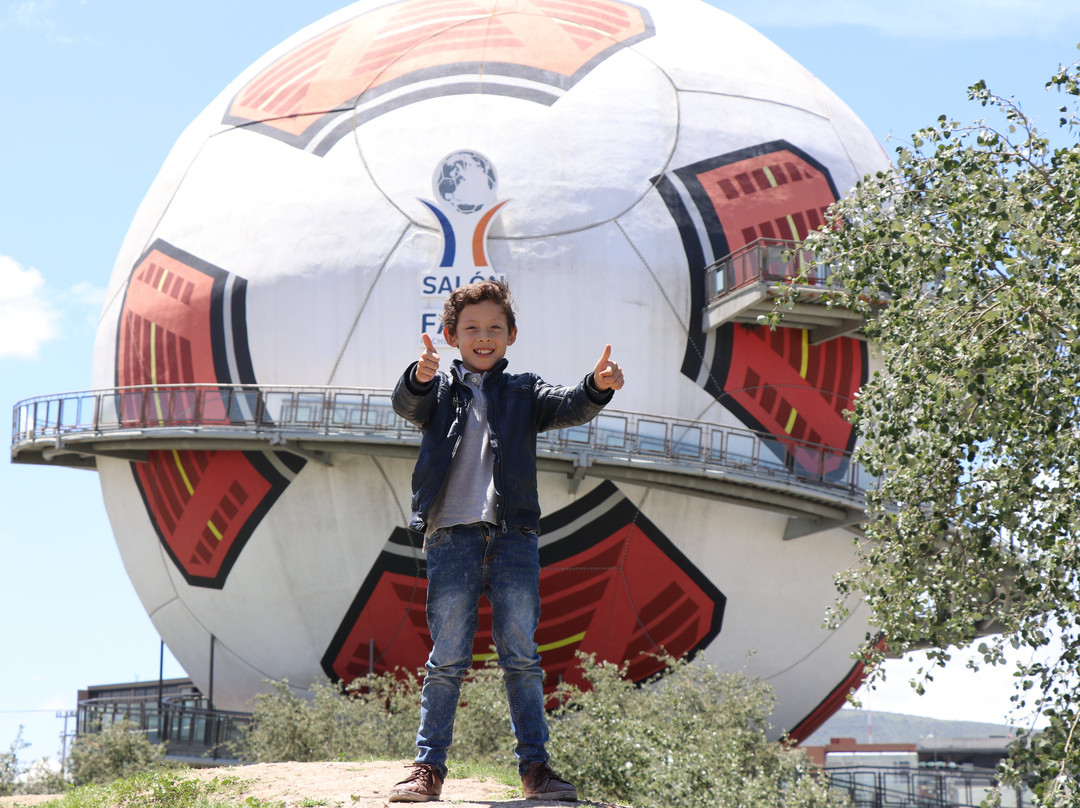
[388,280,623,802]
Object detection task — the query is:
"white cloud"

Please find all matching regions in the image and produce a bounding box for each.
[10,0,56,28]
[62,282,106,308]
[7,0,75,44]
[0,255,61,360]
[710,0,1080,40]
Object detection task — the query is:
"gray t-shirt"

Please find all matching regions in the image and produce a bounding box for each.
[426,364,498,537]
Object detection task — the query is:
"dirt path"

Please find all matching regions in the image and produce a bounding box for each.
[0,759,625,807]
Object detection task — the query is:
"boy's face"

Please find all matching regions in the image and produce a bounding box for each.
[444,299,517,373]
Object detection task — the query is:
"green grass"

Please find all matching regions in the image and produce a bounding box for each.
[5,770,256,808]
[447,758,521,792]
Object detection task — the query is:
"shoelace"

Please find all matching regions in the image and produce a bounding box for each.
[401,764,438,787]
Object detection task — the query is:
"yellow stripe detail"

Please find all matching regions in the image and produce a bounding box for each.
[471,631,587,663]
[205,519,223,542]
[785,214,800,240]
[785,331,810,435]
[539,632,587,653]
[784,408,799,435]
[761,166,778,187]
[156,269,169,292]
[172,450,195,496]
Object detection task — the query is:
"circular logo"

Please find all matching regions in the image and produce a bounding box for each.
[434,150,498,214]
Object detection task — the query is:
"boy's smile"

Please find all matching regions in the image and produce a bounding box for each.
[444,299,517,373]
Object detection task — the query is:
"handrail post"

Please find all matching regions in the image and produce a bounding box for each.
[255,388,266,429]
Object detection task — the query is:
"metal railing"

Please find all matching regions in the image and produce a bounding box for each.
[77,693,250,763]
[825,765,1029,808]
[704,237,823,302]
[12,384,873,497]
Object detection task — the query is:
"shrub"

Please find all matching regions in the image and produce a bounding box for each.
[240,657,844,808]
[242,663,527,770]
[548,654,845,808]
[240,673,421,762]
[68,718,167,786]
[19,756,67,795]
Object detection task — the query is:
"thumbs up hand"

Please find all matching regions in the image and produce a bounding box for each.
[414,333,441,384]
[591,344,624,391]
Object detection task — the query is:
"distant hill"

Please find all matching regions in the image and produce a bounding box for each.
[801,708,1016,746]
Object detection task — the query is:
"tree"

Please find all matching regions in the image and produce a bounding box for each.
[0,727,29,797]
[769,53,1080,803]
[0,726,66,796]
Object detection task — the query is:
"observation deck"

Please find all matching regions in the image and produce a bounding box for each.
[704,238,866,344]
[12,384,870,540]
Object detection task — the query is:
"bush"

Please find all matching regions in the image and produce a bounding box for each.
[241,663,523,769]
[240,657,844,808]
[547,654,844,808]
[240,673,421,762]
[68,719,167,786]
[19,756,67,795]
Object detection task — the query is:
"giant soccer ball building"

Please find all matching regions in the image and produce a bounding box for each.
[76,0,888,740]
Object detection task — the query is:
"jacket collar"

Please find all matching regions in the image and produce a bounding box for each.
[451,358,508,384]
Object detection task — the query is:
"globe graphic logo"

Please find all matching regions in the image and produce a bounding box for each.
[435,150,498,214]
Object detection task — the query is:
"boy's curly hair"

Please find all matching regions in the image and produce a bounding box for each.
[442,279,517,335]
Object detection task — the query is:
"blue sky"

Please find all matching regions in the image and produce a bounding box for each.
[2,0,1078,764]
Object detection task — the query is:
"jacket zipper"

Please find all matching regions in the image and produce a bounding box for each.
[422,382,469,531]
[485,380,508,532]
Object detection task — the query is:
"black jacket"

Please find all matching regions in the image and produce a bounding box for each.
[392,358,612,534]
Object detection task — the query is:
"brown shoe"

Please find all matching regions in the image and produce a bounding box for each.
[389,762,444,802]
[521,761,577,801]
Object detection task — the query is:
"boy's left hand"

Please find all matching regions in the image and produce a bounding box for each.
[592,344,624,391]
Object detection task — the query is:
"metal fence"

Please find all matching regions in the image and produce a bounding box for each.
[12,384,873,496]
[77,694,250,763]
[826,765,1029,808]
[703,237,824,301]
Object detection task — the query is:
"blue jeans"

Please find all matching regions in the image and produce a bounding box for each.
[415,523,549,777]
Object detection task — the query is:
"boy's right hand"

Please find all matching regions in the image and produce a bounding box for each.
[414,333,440,384]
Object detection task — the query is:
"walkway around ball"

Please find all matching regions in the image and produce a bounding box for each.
[12,384,869,540]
